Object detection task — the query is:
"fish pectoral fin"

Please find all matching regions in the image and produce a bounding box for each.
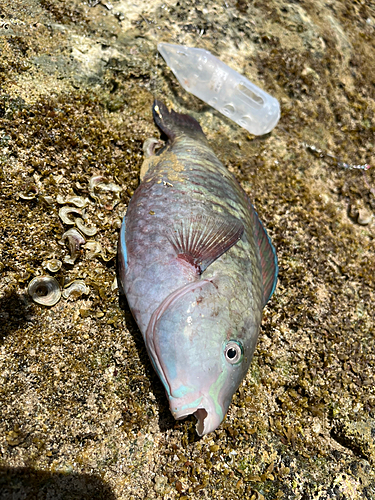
[167,214,244,274]
[249,203,278,306]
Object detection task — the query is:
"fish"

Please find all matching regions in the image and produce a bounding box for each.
[118,100,278,436]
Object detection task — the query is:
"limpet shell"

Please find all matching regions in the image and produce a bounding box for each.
[102,247,116,262]
[59,206,83,225]
[97,182,122,193]
[357,209,373,225]
[84,240,103,259]
[111,276,118,292]
[75,218,98,236]
[89,175,106,193]
[83,240,115,261]
[28,276,61,306]
[56,195,90,208]
[60,228,86,265]
[62,280,90,300]
[88,175,122,210]
[19,185,39,200]
[43,259,62,273]
[41,195,55,205]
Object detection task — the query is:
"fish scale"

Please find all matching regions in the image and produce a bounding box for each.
[118,100,277,435]
[124,143,260,327]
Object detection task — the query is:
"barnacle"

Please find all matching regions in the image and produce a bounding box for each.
[62,280,89,300]
[28,276,61,306]
[59,228,86,264]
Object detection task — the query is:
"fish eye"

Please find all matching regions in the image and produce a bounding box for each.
[224,340,243,365]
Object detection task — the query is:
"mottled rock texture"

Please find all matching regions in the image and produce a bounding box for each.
[0,1,374,499]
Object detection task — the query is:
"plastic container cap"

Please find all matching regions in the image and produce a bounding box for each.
[158,42,280,136]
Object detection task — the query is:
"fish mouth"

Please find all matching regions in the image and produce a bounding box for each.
[171,397,222,436]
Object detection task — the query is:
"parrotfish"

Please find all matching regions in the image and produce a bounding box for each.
[118,101,278,436]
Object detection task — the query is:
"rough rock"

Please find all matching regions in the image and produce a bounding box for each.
[0,1,374,499]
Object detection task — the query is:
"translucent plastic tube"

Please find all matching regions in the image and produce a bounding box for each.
[158,42,280,136]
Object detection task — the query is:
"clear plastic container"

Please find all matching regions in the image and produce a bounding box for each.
[158,42,280,136]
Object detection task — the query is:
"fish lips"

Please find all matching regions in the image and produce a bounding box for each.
[170,394,224,436]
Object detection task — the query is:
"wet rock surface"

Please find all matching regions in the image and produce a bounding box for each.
[0,0,374,499]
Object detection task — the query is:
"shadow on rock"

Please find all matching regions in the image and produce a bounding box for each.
[0,466,116,500]
[0,290,31,344]
[117,284,176,434]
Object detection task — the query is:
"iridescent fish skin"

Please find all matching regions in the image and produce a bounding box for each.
[118,101,277,436]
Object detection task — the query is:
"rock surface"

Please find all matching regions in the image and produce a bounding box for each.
[0,1,374,499]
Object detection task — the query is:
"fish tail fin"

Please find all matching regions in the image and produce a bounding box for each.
[153,100,208,144]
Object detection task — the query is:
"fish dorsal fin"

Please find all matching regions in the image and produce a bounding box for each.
[249,203,278,306]
[168,215,244,274]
